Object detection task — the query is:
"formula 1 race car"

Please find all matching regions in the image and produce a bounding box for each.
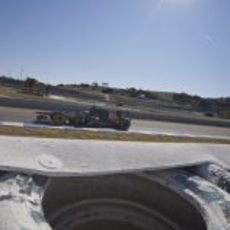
[36,106,131,131]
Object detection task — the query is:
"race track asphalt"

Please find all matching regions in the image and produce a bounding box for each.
[0,106,229,139]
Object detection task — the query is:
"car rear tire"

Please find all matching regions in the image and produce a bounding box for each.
[51,113,66,126]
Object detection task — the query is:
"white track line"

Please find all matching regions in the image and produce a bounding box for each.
[0,121,25,127]
[0,121,229,140]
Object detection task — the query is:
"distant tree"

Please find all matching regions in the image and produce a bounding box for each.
[79,83,90,88]
[173,93,204,106]
[44,84,52,96]
[126,87,138,97]
[92,82,99,90]
[101,82,113,93]
[24,77,38,93]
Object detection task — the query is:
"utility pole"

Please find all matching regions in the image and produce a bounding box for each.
[20,68,24,80]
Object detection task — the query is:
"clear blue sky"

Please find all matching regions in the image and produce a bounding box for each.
[0,0,229,97]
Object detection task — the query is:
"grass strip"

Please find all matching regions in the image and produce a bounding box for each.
[0,126,229,144]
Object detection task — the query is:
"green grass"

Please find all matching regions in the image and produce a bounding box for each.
[0,125,229,144]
